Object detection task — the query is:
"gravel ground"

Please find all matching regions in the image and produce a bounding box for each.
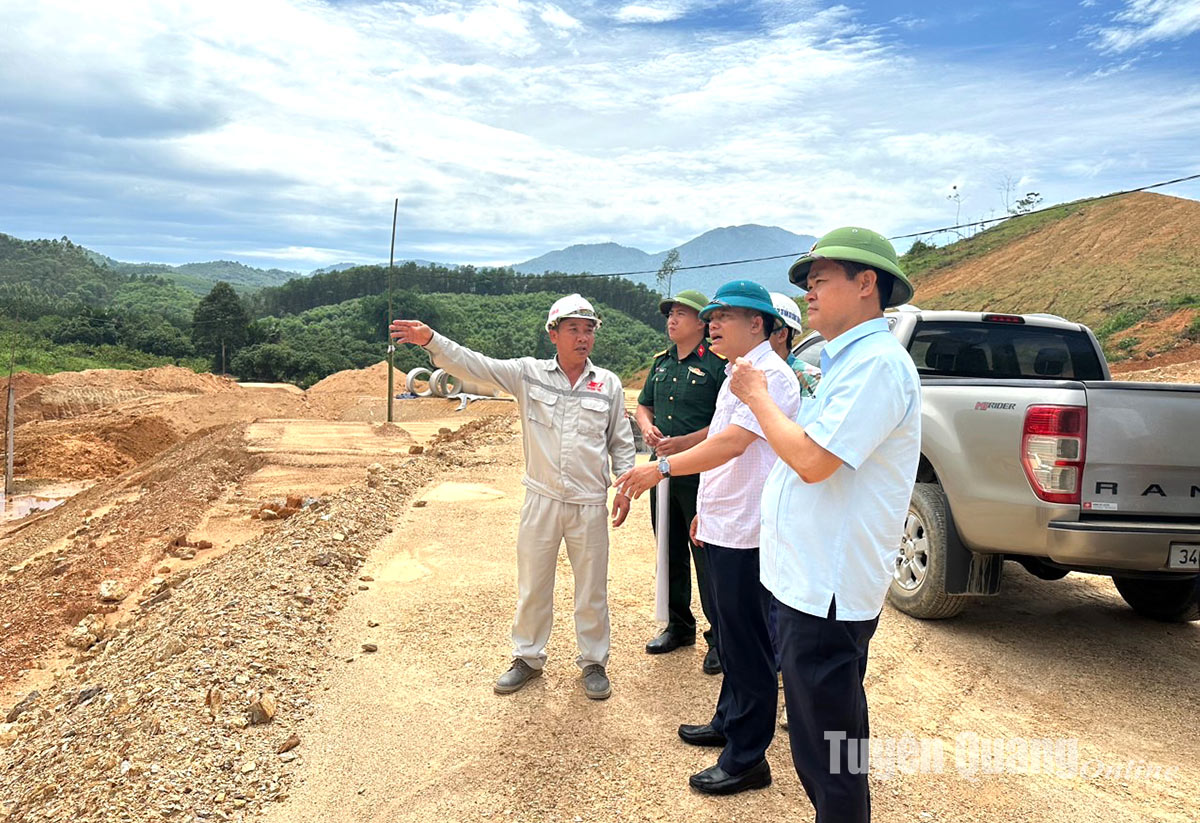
[261,424,1200,823]
[0,418,510,822]
[2,408,1197,823]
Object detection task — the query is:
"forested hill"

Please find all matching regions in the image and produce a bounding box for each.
[248,262,666,330]
[84,250,299,293]
[0,233,670,385]
[0,234,201,366]
[234,291,663,387]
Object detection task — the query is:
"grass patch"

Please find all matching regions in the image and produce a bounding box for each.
[1094,307,1149,340]
[901,202,1084,281]
[2,336,207,375]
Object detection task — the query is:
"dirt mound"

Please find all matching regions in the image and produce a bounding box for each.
[306,361,392,395]
[1110,358,1200,384]
[914,192,1200,355]
[0,435,459,821]
[0,365,237,429]
[1110,342,1200,374]
[625,365,650,391]
[14,415,180,480]
[0,424,259,686]
[47,364,236,395]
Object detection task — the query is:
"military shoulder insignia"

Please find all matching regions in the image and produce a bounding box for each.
[654,348,668,358]
[712,350,727,360]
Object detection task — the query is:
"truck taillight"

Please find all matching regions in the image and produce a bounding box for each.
[1021,405,1087,504]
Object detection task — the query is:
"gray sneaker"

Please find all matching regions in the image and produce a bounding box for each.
[494,659,541,695]
[581,664,611,700]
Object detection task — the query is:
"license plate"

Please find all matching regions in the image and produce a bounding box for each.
[1168,544,1200,570]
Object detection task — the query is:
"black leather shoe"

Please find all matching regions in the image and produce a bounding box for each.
[688,760,772,795]
[645,630,696,655]
[702,646,722,675]
[677,723,727,747]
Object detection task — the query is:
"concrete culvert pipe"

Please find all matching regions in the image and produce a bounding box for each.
[405,367,433,397]
[440,373,464,397]
[429,369,448,397]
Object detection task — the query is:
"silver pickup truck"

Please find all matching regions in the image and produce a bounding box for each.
[793,309,1200,622]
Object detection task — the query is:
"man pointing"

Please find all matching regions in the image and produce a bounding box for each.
[390,294,636,700]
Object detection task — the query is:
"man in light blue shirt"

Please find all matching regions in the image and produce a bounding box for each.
[729,227,921,823]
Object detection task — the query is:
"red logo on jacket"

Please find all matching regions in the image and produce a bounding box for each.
[586,380,604,391]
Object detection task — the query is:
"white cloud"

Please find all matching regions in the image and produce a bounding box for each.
[228,245,364,264]
[1,0,1198,270]
[405,0,542,55]
[613,3,690,24]
[539,3,581,31]
[1091,0,1200,53]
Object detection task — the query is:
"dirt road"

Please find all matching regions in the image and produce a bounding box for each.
[262,427,1199,823]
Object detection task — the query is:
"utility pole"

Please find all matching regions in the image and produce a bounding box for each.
[5,330,16,501]
[387,198,398,423]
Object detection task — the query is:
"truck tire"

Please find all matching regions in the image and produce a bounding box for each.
[1112,575,1200,622]
[887,483,967,619]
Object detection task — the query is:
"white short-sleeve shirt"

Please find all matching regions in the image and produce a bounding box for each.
[695,340,801,549]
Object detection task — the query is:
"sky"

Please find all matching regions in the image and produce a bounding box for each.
[2,0,1199,273]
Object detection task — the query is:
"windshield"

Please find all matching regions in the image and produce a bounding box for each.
[908,321,1104,380]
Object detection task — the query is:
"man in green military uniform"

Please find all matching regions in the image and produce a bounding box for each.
[635,289,727,674]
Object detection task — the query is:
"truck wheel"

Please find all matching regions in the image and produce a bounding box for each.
[1112,575,1200,622]
[887,483,967,619]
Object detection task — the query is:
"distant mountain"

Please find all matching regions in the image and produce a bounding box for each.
[512,224,817,297]
[309,259,454,276]
[515,242,657,278]
[310,263,362,276]
[84,251,301,294]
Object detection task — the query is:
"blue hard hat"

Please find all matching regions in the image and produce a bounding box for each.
[698,279,782,322]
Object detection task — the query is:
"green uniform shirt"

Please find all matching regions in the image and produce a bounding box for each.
[637,340,726,438]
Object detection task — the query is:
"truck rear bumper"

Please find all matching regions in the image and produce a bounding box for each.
[1047,520,1200,571]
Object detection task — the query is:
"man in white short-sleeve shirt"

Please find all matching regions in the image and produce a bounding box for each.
[618,279,800,797]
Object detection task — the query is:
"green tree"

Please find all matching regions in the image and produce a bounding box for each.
[192,281,250,373]
[656,248,681,297]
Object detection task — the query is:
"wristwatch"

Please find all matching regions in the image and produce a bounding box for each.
[657,457,672,478]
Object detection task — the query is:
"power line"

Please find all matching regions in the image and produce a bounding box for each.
[556,172,1200,279]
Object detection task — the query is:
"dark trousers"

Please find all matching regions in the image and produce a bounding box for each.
[777,597,880,823]
[705,544,777,775]
[649,476,717,648]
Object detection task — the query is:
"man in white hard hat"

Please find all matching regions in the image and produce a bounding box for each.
[390,294,636,700]
[769,292,821,399]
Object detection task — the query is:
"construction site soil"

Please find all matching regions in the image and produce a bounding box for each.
[0,360,1197,822]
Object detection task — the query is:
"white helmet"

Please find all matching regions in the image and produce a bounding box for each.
[770,292,804,334]
[546,293,602,332]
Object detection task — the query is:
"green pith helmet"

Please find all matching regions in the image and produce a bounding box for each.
[698,280,782,322]
[787,226,914,308]
[659,289,710,315]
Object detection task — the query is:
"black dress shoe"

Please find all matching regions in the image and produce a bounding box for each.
[688,760,772,795]
[702,646,722,675]
[645,630,696,655]
[677,723,727,747]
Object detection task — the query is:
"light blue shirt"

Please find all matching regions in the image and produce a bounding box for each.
[760,317,921,621]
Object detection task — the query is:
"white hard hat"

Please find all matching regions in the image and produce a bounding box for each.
[769,292,805,334]
[546,293,602,332]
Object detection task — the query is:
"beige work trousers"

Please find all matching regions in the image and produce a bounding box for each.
[512,490,611,670]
